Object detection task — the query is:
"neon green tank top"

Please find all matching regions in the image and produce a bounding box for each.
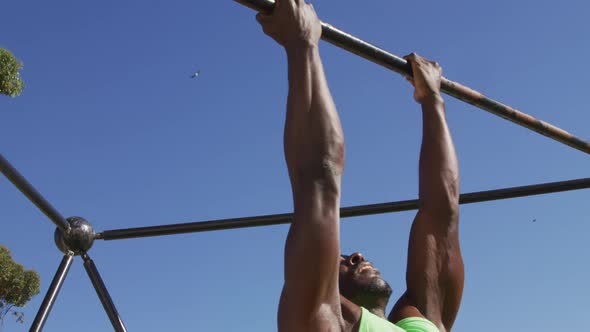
[358,307,441,332]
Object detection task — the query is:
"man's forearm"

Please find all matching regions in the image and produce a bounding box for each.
[283,45,314,177]
[283,45,344,191]
[418,97,459,214]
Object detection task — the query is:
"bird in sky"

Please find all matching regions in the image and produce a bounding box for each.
[191,70,200,79]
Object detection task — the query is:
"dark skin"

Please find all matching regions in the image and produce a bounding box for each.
[257,2,464,332]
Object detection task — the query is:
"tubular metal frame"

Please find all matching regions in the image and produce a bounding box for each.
[0,153,128,332]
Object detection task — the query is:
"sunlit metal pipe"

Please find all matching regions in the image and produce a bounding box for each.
[0,153,70,233]
[96,177,590,241]
[82,253,127,332]
[29,254,74,332]
[233,0,590,154]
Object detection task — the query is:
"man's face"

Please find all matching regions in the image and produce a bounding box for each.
[339,252,393,303]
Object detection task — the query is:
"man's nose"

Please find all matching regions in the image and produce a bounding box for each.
[347,252,365,266]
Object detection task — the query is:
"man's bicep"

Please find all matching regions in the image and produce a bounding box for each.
[394,210,463,330]
[279,190,342,324]
[404,212,445,322]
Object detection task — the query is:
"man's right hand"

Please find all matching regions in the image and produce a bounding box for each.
[256,0,321,50]
[404,53,444,105]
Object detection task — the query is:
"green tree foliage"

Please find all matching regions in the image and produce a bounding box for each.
[0,48,24,97]
[0,246,40,325]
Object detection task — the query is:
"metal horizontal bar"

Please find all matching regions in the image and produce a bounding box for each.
[96,177,590,241]
[233,0,590,154]
[0,153,70,233]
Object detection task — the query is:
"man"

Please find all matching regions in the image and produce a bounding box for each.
[256,1,464,331]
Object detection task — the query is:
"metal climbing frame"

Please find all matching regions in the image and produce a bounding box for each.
[1,1,590,331]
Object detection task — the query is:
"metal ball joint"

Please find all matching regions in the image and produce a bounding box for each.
[54,217,95,255]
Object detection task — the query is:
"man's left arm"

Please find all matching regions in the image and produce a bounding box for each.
[389,54,464,332]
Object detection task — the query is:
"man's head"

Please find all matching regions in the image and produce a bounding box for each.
[339,252,393,308]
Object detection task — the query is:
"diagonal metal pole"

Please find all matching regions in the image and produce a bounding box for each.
[233,0,590,154]
[29,253,74,332]
[95,177,590,241]
[81,253,127,332]
[0,153,70,233]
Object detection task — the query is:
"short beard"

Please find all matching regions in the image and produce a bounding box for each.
[361,277,393,299]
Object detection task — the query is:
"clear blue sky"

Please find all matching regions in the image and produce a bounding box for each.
[1,0,589,331]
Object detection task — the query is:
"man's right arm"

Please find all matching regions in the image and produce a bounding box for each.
[256,1,345,330]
